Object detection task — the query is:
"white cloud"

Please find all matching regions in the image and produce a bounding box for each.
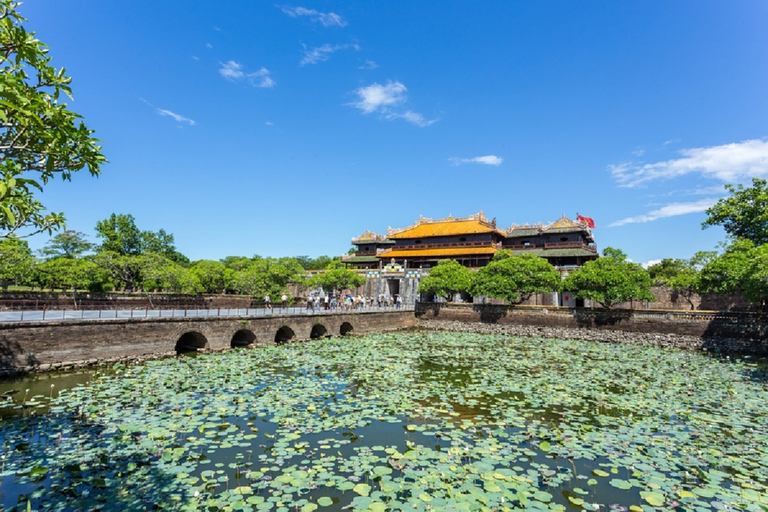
[389,110,438,128]
[359,60,378,70]
[219,61,275,88]
[157,109,196,126]
[450,155,503,166]
[610,139,768,187]
[280,6,347,27]
[300,43,359,65]
[642,259,662,269]
[349,81,436,127]
[140,98,196,126]
[609,198,718,227]
[351,81,407,113]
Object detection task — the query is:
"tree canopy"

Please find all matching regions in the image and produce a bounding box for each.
[561,247,655,308]
[417,259,473,300]
[308,268,365,294]
[0,1,105,238]
[40,230,93,259]
[703,178,768,245]
[472,253,560,304]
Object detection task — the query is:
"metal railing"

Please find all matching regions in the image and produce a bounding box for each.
[0,304,415,324]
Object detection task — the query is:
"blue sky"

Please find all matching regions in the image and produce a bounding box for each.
[19,1,768,265]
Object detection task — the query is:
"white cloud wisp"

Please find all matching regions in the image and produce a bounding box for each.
[450,155,503,166]
[140,98,195,126]
[219,61,275,88]
[280,6,347,27]
[349,81,436,127]
[300,43,359,66]
[609,198,718,227]
[610,139,768,187]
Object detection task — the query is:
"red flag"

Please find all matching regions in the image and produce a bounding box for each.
[577,214,596,228]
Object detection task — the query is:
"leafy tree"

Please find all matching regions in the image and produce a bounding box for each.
[0,1,105,238]
[417,259,473,301]
[472,253,560,304]
[295,255,342,270]
[227,257,304,298]
[647,252,717,310]
[92,251,142,291]
[697,241,768,310]
[647,258,689,284]
[139,253,200,294]
[697,240,753,297]
[0,237,34,289]
[141,228,189,265]
[702,178,768,245]
[561,247,655,308]
[95,213,142,255]
[189,260,228,293]
[36,257,102,292]
[40,230,93,259]
[308,268,365,294]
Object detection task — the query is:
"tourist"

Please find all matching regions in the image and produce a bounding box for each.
[306,295,314,312]
[281,293,288,309]
[396,294,402,309]
[264,294,272,312]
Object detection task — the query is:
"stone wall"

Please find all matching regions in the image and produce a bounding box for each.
[0,311,417,376]
[415,302,768,355]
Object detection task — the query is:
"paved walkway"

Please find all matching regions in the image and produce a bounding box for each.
[0,305,414,323]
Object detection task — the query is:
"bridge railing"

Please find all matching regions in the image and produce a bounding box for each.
[0,304,415,324]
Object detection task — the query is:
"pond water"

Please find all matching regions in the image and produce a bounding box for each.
[0,330,766,511]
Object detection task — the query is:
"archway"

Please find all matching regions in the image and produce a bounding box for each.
[340,322,353,336]
[176,331,208,354]
[310,324,328,339]
[231,329,256,348]
[275,326,296,344]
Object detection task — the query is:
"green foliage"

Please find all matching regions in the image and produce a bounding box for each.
[472,253,560,304]
[39,230,93,259]
[417,259,473,300]
[308,268,365,293]
[0,237,34,289]
[647,253,716,310]
[139,253,201,294]
[562,247,655,308]
[647,258,689,284]
[0,1,105,238]
[697,240,768,310]
[703,178,768,245]
[140,228,188,265]
[36,257,103,291]
[227,257,304,297]
[189,260,227,294]
[295,255,342,270]
[92,250,142,291]
[94,213,142,255]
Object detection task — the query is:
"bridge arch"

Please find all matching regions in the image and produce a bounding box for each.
[310,324,328,339]
[231,329,256,348]
[340,322,353,336]
[176,331,208,353]
[275,326,295,344]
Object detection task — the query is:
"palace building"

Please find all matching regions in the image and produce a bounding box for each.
[344,211,597,272]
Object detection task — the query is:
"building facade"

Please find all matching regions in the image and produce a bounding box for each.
[344,211,597,271]
[342,212,598,307]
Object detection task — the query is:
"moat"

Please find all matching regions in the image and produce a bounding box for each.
[0,329,766,511]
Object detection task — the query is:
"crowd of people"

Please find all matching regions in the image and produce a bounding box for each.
[303,292,403,312]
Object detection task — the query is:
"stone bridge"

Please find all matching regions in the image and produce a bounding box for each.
[0,310,416,375]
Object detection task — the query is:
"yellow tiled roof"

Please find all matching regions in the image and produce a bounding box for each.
[379,246,499,258]
[388,219,503,239]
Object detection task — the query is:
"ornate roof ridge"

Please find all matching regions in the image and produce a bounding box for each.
[386,211,497,236]
[506,215,587,235]
[351,230,388,243]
